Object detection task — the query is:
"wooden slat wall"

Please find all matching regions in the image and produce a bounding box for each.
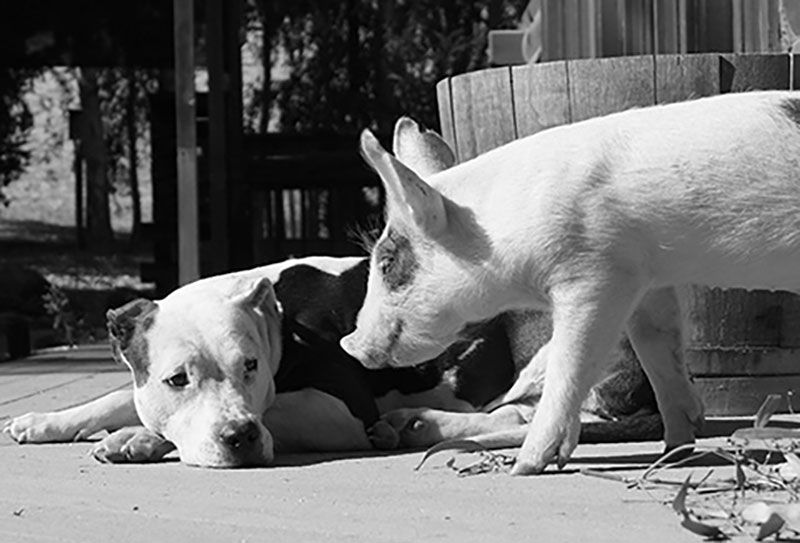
[437,53,800,416]
[435,79,457,152]
[654,53,720,101]
[566,56,655,121]
[536,0,783,60]
[511,61,570,137]
[449,67,518,161]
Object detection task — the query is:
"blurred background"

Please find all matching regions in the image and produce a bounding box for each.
[1,0,799,354]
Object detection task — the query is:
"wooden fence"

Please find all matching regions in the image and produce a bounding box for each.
[245,134,383,264]
[538,0,785,61]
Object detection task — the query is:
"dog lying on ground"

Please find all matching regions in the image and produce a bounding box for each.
[3,118,658,468]
[342,91,800,475]
[3,254,656,467]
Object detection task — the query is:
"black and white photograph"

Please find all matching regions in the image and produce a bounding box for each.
[3,1,800,541]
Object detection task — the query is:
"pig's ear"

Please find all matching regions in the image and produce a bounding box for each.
[361,129,447,235]
[392,117,455,177]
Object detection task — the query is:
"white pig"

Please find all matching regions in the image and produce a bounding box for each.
[341,91,800,475]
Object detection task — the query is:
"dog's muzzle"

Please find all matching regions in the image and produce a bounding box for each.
[217,419,269,467]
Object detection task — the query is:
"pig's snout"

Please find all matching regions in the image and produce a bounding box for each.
[340,333,388,369]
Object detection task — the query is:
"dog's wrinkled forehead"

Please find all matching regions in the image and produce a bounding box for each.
[107,298,159,386]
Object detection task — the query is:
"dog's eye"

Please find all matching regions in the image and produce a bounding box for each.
[164,371,189,389]
[244,358,258,372]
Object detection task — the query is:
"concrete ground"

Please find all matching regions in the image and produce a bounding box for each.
[0,345,769,542]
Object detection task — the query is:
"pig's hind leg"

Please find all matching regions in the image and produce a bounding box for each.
[626,287,704,450]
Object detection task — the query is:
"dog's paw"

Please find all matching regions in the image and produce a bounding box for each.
[91,426,174,463]
[2,412,88,443]
[511,413,580,476]
[367,420,400,450]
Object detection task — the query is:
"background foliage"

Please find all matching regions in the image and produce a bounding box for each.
[254,0,524,134]
[0,71,34,205]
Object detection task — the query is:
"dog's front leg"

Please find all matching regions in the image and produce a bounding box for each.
[512,275,644,475]
[626,287,704,450]
[4,389,139,443]
[92,426,176,463]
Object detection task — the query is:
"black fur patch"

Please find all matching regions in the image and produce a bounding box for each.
[107,299,157,387]
[780,98,800,128]
[374,228,418,291]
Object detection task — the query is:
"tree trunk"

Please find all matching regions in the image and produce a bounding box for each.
[78,67,113,252]
[373,0,394,133]
[346,0,363,124]
[256,0,273,134]
[126,69,141,242]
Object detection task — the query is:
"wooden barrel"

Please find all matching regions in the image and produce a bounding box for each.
[436,53,800,416]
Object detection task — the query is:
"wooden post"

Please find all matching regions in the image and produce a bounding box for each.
[74,151,84,249]
[173,0,200,284]
[225,0,250,269]
[69,109,85,249]
[206,0,229,274]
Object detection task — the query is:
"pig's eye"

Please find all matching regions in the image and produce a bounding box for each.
[244,358,258,372]
[164,371,189,389]
[378,255,395,276]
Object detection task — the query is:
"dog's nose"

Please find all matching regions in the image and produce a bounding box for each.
[219,420,260,450]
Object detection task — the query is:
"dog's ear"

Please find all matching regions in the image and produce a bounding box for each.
[107,298,158,385]
[361,129,447,236]
[236,277,282,322]
[107,298,158,350]
[392,117,455,177]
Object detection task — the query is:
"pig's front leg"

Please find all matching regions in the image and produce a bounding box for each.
[512,275,644,475]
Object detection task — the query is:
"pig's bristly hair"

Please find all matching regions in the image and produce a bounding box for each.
[348,217,385,255]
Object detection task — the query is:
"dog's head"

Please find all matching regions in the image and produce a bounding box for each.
[107,273,282,468]
[341,118,493,368]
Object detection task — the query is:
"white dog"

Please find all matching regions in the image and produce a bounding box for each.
[341,91,800,475]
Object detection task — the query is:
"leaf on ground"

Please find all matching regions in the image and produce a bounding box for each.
[672,475,692,515]
[754,394,784,428]
[755,513,784,541]
[784,452,800,475]
[699,509,730,521]
[773,505,800,532]
[580,468,628,483]
[743,503,800,533]
[680,513,728,540]
[729,427,800,451]
[742,502,773,524]
[414,439,487,471]
[778,462,800,481]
